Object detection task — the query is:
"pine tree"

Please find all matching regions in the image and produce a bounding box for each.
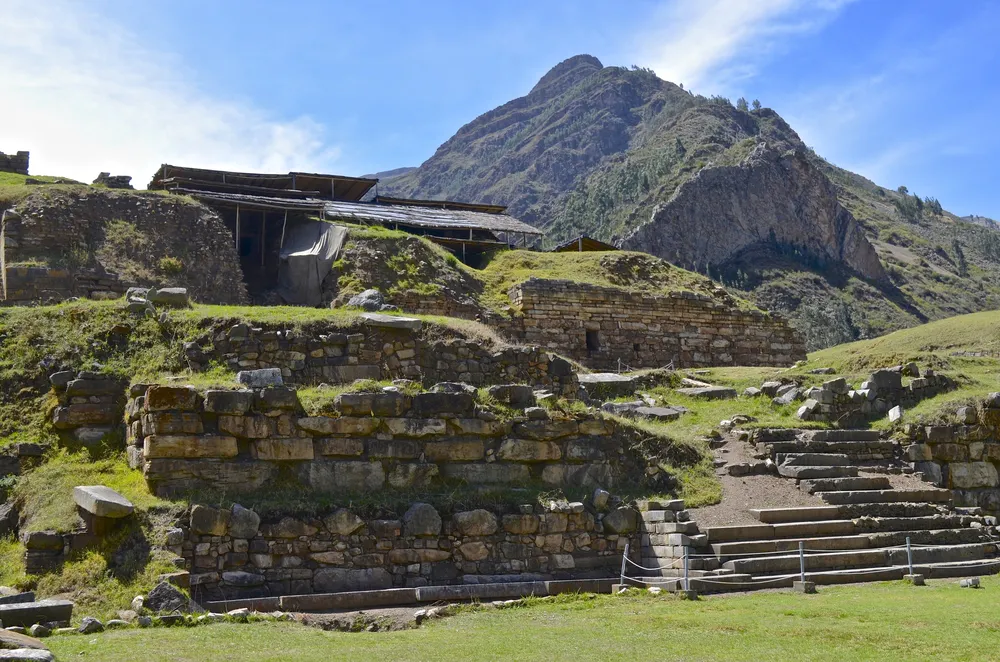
[736,97,749,112]
[751,99,761,111]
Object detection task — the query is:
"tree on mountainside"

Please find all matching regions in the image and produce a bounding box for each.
[952,239,968,277]
[925,197,943,215]
[897,185,909,195]
[752,99,761,111]
[737,97,749,111]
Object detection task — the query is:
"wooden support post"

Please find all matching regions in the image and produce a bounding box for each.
[280,211,288,251]
[261,211,266,267]
[235,205,241,253]
[578,237,583,252]
[462,242,467,263]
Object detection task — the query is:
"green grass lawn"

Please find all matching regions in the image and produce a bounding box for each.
[46,578,1000,661]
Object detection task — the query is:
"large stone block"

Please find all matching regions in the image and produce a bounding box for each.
[255,388,300,413]
[143,459,275,493]
[367,439,422,459]
[497,439,562,462]
[145,386,200,411]
[65,378,121,397]
[190,505,229,535]
[313,567,392,593]
[424,440,484,462]
[512,420,579,441]
[387,463,439,488]
[218,415,271,439]
[324,509,364,536]
[453,509,498,536]
[229,504,261,539]
[52,404,117,428]
[315,438,365,457]
[335,392,409,417]
[252,438,314,461]
[440,463,530,484]
[403,503,442,537]
[602,507,638,534]
[204,390,253,415]
[73,485,134,518]
[411,392,475,416]
[452,419,505,436]
[143,435,238,459]
[502,514,539,535]
[383,418,446,437]
[263,517,318,538]
[307,461,386,492]
[297,417,378,436]
[932,443,968,463]
[948,462,999,489]
[143,412,203,435]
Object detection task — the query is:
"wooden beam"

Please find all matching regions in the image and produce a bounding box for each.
[261,211,266,267]
[280,211,288,251]
[235,205,241,253]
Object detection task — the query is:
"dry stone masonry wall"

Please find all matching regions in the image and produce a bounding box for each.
[507,278,805,370]
[173,500,640,602]
[186,319,578,395]
[127,384,634,497]
[0,151,29,175]
[904,393,1000,512]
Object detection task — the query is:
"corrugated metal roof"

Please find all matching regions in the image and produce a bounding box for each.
[174,190,543,236]
[324,199,543,235]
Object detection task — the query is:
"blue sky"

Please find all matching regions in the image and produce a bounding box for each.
[2,0,999,219]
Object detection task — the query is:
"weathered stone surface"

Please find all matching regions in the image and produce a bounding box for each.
[143,411,204,435]
[22,532,62,551]
[297,417,378,436]
[675,386,737,400]
[148,287,189,307]
[190,505,230,535]
[315,438,365,457]
[360,312,422,331]
[228,504,261,539]
[486,384,536,408]
[383,418,446,437]
[387,463,439,488]
[424,440,484,462]
[324,509,364,536]
[367,439,422,459]
[65,378,120,397]
[513,420,578,440]
[72,485,134,518]
[252,438,314,461]
[52,404,116,428]
[411,392,475,416]
[203,390,254,415]
[313,567,392,592]
[502,514,539,535]
[602,507,638,534]
[346,288,385,311]
[949,462,999,489]
[145,581,195,613]
[307,461,386,491]
[0,599,72,628]
[218,414,271,439]
[256,387,300,412]
[144,435,238,459]
[458,541,490,561]
[145,385,199,411]
[453,510,498,536]
[236,368,283,388]
[452,419,504,436]
[497,439,561,462]
[402,503,441,537]
[440,463,530,484]
[264,517,318,538]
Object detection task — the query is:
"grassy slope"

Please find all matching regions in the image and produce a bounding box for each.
[48,578,1000,661]
[337,225,753,315]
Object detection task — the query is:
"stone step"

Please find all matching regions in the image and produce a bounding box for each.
[771,519,858,538]
[712,534,872,557]
[778,453,853,467]
[915,558,1000,578]
[816,489,952,505]
[808,430,882,442]
[751,506,842,523]
[778,465,859,479]
[868,527,988,548]
[704,524,775,543]
[799,476,892,494]
[766,440,897,457]
[837,502,944,518]
[854,515,976,533]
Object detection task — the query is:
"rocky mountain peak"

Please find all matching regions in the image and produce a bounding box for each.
[529,54,603,98]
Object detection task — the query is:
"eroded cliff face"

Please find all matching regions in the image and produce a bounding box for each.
[622,145,887,283]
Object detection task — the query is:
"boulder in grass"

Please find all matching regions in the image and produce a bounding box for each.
[346,288,385,311]
[236,368,283,388]
[147,288,189,308]
[72,485,134,519]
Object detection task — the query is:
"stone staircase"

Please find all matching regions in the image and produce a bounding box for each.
[626,429,1000,593]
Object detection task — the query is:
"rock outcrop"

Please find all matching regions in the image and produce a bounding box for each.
[623,145,887,283]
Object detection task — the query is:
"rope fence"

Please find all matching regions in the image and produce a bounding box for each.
[619,536,1000,592]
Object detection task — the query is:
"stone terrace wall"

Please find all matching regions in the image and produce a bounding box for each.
[3,266,128,305]
[0,151,29,175]
[507,279,805,370]
[128,385,630,497]
[172,500,640,601]
[186,320,578,396]
[903,394,1000,512]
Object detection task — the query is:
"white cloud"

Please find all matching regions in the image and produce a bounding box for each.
[636,0,852,93]
[0,1,342,186]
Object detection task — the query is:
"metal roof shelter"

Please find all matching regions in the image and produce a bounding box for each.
[148,164,377,201]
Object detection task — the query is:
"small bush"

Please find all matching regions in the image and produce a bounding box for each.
[157,256,183,275]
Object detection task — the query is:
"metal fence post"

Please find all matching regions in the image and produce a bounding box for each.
[906,537,913,576]
[799,541,806,583]
[620,543,629,588]
[683,546,690,592]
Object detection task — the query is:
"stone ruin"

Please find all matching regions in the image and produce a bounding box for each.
[0,150,29,175]
[92,172,134,189]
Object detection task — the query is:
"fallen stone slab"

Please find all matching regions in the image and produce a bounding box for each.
[631,406,685,422]
[0,592,35,606]
[0,650,54,661]
[147,287,189,308]
[578,373,637,400]
[73,485,134,518]
[0,629,48,651]
[675,386,737,400]
[279,588,418,613]
[360,312,422,331]
[0,600,73,628]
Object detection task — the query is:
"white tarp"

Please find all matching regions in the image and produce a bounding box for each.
[276,221,346,306]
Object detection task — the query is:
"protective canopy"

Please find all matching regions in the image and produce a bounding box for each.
[276,221,346,306]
